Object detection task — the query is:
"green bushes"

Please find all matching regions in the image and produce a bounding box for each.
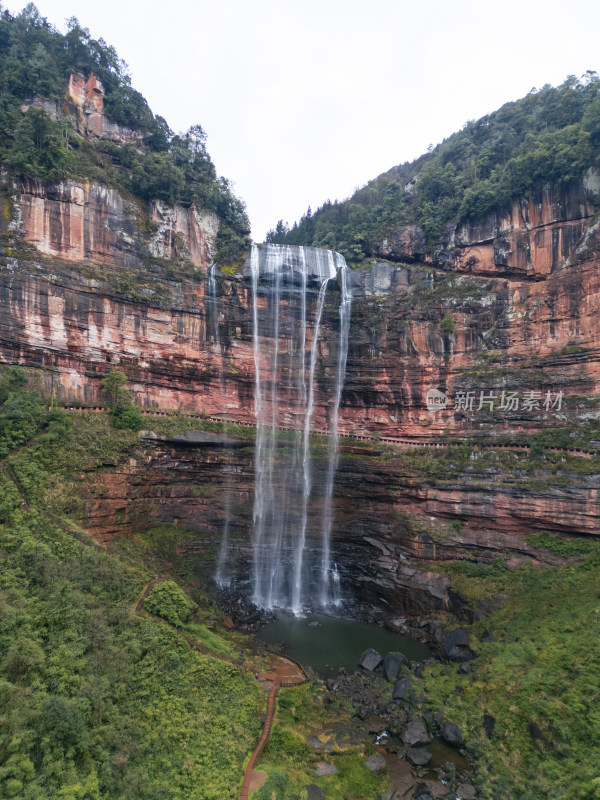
[109,399,142,431]
[525,531,595,556]
[0,483,263,799]
[411,550,600,799]
[0,367,49,457]
[440,313,456,333]
[143,581,198,626]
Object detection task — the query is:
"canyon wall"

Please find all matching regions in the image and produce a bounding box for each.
[1,175,599,615]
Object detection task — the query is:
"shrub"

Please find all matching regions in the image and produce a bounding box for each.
[440,314,456,334]
[143,580,197,625]
[109,400,142,430]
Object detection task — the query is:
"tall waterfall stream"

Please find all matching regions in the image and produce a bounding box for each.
[215,244,352,613]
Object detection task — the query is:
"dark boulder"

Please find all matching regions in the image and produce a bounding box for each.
[456,784,477,800]
[304,786,325,800]
[440,720,463,746]
[483,714,495,739]
[393,676,412,700]
[406,747,432,766]
[529,721,543,740]
[412,783,434,800]
[359,648,383,671]
[409,661,424,677]
[402,719,430,746]
[443,629,475,662]
[382,651,407,681]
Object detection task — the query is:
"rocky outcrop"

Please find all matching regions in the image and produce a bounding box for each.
[16,179,218,269]
[23,72,144,144]
[377,177,600,280]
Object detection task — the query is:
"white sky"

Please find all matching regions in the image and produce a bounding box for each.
[6,0,600,240]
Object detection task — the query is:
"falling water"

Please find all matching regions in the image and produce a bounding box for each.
[210,264,233,589]
[319,262,352,606]
[249,243,351,612]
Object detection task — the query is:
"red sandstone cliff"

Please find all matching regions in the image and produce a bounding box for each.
[1,174,599,617]
[1,178,599,436]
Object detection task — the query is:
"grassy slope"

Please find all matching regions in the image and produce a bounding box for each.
[0,403,265,800]
[411,553,600,800]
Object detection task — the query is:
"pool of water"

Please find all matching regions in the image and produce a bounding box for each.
[256,613,430,677]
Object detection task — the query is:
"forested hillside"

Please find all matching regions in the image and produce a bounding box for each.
[268,73,600,262]
[0,4,250,263]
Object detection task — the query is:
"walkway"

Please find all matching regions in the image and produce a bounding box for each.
[64,405,598,459]
[132,578,306,800]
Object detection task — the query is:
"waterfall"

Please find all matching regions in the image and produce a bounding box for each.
[210,264,233,589]
[319,261,352,606]
[249,243,351,612]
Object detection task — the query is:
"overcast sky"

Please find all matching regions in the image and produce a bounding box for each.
[6,0,600,240]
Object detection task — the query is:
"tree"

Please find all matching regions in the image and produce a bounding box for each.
[99,369,130,406]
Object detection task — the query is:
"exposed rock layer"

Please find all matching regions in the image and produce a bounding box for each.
[1,177,600,614]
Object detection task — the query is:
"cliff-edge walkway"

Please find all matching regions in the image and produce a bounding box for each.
[63,406,598,460]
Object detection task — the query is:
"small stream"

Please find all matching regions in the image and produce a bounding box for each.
[256,613,430,678]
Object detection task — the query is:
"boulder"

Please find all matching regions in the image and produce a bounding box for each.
[315,761,337,776]
[439,720,463,746]
[359,648,383,671]
[304,785,325,800]
[410,661,424,677]
[365,752,386,771]
[406,747,432,766]
[402,719,430,746]
[529,720,543,740]
[383,651,408,681]
[443,629,474,662]
[456,784,478,800]
[483,714,495,739]
[393,676,412,700]
[412,783,433,799]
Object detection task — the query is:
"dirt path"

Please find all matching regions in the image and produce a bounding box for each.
[132,578,306,799]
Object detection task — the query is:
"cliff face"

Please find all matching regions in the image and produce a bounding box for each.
[1,175,599,616]
[378,176,600,280]
[16,178,218,269]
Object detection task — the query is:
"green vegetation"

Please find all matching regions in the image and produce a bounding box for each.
[440,313,455,334]
[143,581,198,626]
[268,72,600,260]
[100,369,143,431]
[0,5,250,264]
[256,684,388,800]
[0,367,46,456]
[411,551,600,799]
[0,372,266,798]
[524,531,595,557]
[397,439,600,487]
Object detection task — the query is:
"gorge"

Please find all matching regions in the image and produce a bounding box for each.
[1,9,600,799]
